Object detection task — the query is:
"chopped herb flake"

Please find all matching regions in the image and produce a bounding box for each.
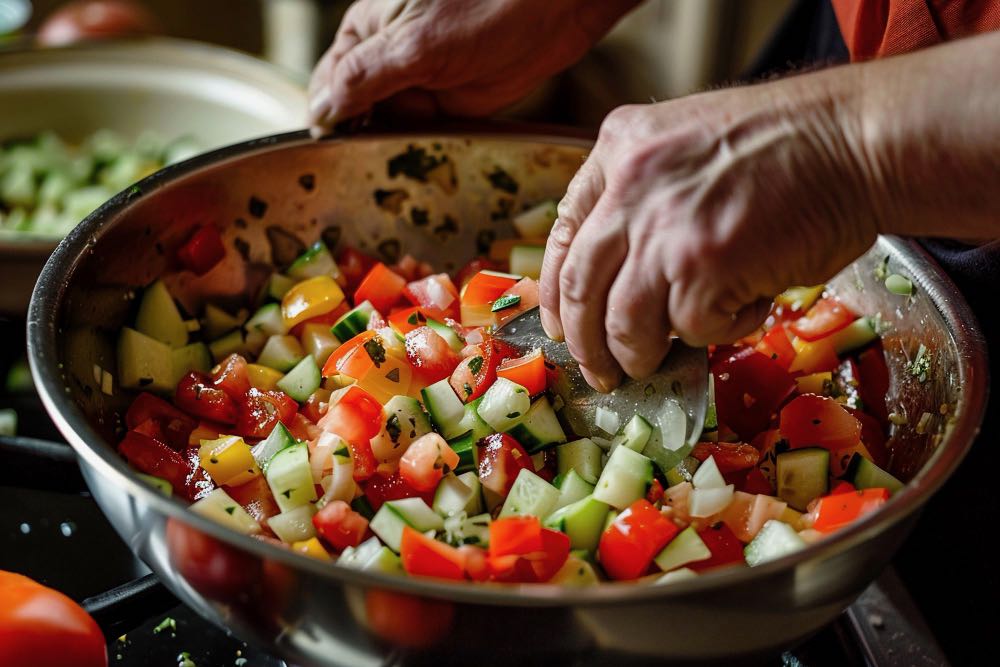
[224,506,236,515]
[334,446,349,457]
[491,295,521,312]
[385,367,401,382]
[386,414,402,442]
[153,617,176,634]
[506,412,521,419]
[282,489,293,499]
[463,382,473,397]
[363,337,387,367]
[468,356,484,375]
[407,312,419,325]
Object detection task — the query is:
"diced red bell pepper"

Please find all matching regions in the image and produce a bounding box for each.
[496,348,547,396]
[354,262,407,314]
[829,480,857,496]
[598,499,680,580]
[788,297,856,342]
[388,305,449,335]
[322,330,377,377]
[487,517,569,583]
[687,523,745,572]
[177,225,226,276]
[337,246,379,294]
[454,257,501,289]
[755,324,796,370]
[812,488,890,533]
[780,394,862,451]
[461,271,519,307]
[401,526,467,581]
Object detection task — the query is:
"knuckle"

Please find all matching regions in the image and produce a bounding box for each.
[558,264,587,303]
[600,104,641,142]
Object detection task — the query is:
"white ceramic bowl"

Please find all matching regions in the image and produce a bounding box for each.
[0,37,308,314]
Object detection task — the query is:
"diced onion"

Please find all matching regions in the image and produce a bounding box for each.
[595,406,620,435]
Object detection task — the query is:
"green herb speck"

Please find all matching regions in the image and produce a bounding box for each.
[491,295,521,312]
[468,356,484,375]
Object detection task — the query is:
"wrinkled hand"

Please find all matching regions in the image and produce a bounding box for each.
[308,0,637,134]
[540,71,881,392]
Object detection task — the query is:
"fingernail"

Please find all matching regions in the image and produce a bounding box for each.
[309,84,331,114]
[580,366,619,394]
[309,125,327,140]
[539,309,564,342]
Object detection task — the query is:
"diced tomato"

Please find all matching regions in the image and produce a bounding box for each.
[526,529,571,582]
[789,297,856,342]
[388,305,449,335]
[855,342,891,426]
[289,301,350,338]
[846,407,889,468]
[789,337,841,375]
[226,475,280,525]
[489,516,543,557]
[690,442,760,473]
[405,326,461,383]
[812,488,890,533]
[645,478,665,505]
[487,517,570,583]
[599,499,679,580]
[364,589,455,649]
[461,271,519,307]
[313,500,369,551]
[399,433,460,492]
[493,278,540,326]
[780,394,862,451]
[400,526,466,580]
[175,371,238,425]
[236,388,297,439]
[403,273,460,319]
[392,255,434,283]
[119,430,206,501]
[711,348,795,441]
[477,433,533,498]
[301,388,332,423]
[457,544,491,582]
[496,348,547,396]
[362,472,435,511]
[319,386,383,480]
[829,481,857,496]
[454,257,500,289]
[322,329,377,377]
[125,393,195,450]
[449,336,516,403]
[755,324,796,370]
[739,467,775,495]
[212,353,251,400]
[337,246,379,294]
[354,262,407,314]
[287,412,320,442]
[687,523,745,572]
[177,225,226,276]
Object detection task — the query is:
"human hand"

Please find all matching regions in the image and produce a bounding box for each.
[308,0,638,135]
[539,70,882,392]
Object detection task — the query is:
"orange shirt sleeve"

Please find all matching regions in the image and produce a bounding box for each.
[831,0,1000,60]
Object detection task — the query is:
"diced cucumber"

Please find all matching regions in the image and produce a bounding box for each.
[458,397,494,442]
[118,327,174,393]
[422,379,466,439]
[136,473,172,496]
[458,471,484,515]
[744,519,807,566]
[550,555,600,586]
[610,414,654,454]
[300,323,340,366]
[556,438,604,485]
[654,525,712,572]
[691,455,725,489]
[775,285,824,311]
[135,280,188,348]
[276,355,321,402]
[245,303,288,338]
[656,568,699,585]
[265,442,317,513]
[509,245,545,280]
[268,273,296,301]
[190,488,260,535]
[499,468,560,519]
[202,303,247,339]
[703,374,718,432]
[776,448,830,511]
[208,329,247,363]
[844,454,903,494]
[331,300,376,342]
[267,504,318,544]
[443,512,492,548]
[432,474,474,517]
[512,200,557,237]
[339,536,383,568]
[506,396,567,453]
[251,423,296,470]
[592,446,654,510]
[427,318,464,353]
[362,546,405,575]
[554,469,595,510]
[476,377,531,432]
[829,317,879,355]
[257,335,305,372]
[543,495,609,552]
[369,498,444,552]
[688,485,735,517]
[602,509,620,533]
[351,495,375,520]
[384,395,433,451]
[288,241,343,283]
[170,342,211,386]
[664,457,700,488]
[446,431,478,474]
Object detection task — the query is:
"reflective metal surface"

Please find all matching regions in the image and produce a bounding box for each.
[27,129,988,666]
[495,308,708,447]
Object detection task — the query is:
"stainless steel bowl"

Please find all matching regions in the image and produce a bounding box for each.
[27,129,988,665]
[0,38,308,315]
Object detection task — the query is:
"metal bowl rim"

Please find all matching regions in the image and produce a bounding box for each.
[27,128,989,607]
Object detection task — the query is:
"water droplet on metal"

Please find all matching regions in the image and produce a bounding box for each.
[19,522,31,534]
[59,521,76,537]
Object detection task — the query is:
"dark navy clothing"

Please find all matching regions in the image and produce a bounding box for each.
[748,4,998,663]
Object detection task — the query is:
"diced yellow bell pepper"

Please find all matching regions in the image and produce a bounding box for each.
[247,363,284,391]
[198,435,261,486]
[188,422,222,447]
[775,285,825,312]
[789,337,839,374]
[795,371,833,395]
[281,275,345,330]
[292,537,332,560]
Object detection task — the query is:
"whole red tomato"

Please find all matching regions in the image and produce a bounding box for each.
[0,571,107,667]
[37,1,159,46]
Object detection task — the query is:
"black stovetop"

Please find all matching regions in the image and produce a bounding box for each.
[0,317,951,667]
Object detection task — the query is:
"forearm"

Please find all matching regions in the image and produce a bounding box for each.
[853,31,1000,239]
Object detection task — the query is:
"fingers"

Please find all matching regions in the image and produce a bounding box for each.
[604,244,673,380]
[670,281,773,346]
[557,196,628,393]
[538,156,605,342]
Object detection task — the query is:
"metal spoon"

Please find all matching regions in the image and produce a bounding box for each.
[494,308,709,465]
